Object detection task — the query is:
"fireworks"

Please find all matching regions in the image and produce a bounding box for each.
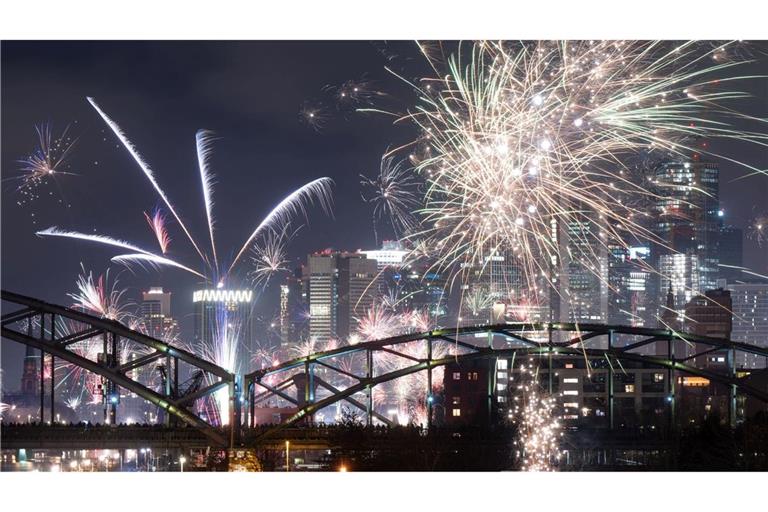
[10,123,77,215]
[299,101,330,131]
[748,212,768,247]
[372,40,768,313]
[511,361,562,472]
[144,208,171,255]
[69,265,130,321]
[360,155,420,243]
[248,225,295,287]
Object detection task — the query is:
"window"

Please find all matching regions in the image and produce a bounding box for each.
[563,390,579,396]
[497,360,508,370]
[453,372,461,380]
[497,396,507,403]
[497,383,507,391]
[468,372,479,381]
[563,378,579,384]
[452,396,461,405]
[563,402,579,408]
[452,408,461,417]
[565,363,574,369]
[654,373,664,383]
[624,384,635,393]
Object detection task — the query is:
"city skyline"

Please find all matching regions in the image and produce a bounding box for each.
[2,38,768,475]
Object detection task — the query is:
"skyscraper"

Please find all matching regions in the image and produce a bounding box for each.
[141,287,178,340]
[307,251,339,344]
[555,217,609,323]
[306,250,379,343]
[338,254,379,341]
[725,282,768,369]
[652,156,720,311]
[718,225,744,283]
[608,244,652,327]
[192,287,254,372]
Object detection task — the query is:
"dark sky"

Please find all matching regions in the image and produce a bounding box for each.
[2,41,767,389]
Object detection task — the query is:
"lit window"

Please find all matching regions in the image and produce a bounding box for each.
[563,402,579,408]
[565,363,574,369]
[654,373,664,383]
[497,396,507,403]
[497,360,508,370]
[625,384,635,393]
[453,372,461,380]
[452,408,461,417]
[452,396,461,405]
[563,390,579,396]
[563,378,578,384]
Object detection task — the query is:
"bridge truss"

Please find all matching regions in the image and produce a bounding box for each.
[1,291,234,446]
[4,290,768,448]
[245,323,768,441]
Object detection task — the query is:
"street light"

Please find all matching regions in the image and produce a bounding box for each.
[179,455,186,473]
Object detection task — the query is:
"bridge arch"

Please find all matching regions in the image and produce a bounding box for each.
[245,323,768,442]
[1,290,233,446]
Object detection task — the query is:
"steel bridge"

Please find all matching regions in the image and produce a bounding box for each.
[4,290,768,448]
[244,321,768,441]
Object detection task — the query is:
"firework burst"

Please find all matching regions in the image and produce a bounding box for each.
[248,225,297,287]
[370,40,768,314]
[69,265,130,321]
[360,155,420,243]
[8,122,78,216]
[748,211,768,247]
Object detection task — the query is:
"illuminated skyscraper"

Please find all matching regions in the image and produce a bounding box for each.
[725,282,768,369]
[192,287,254,372]
[653,155,720,311]
[141,287,178,340]
[608,244,653,328]
[306,251,378,343]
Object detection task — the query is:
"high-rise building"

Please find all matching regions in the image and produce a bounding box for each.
[360,240,407,270]
[555,217,609,323]
[306,251,379,343]
[718,225,744,283]
[141,287,178,340]
[192,287,254,373]
[725,282,768,369]
[338,254,379,341]
[684,288,732,370]
[307,251,340,344]
[652,157,720,311]
[608,244,652,328]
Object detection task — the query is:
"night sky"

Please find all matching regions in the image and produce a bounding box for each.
[2,41,767,389]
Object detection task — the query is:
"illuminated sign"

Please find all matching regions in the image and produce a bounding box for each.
[192,289,253,303]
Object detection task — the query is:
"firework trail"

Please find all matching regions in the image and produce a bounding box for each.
[367,40,768,320]
[511,361,562,471]
[360,155,420,243]
[34,98,334,421]
[144,208,171,255]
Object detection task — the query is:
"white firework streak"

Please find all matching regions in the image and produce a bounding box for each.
[111,253,206,279]
[36,227,203,278]
[87,96,208,262]
[228,177,334,274]
[196,129,219,270]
